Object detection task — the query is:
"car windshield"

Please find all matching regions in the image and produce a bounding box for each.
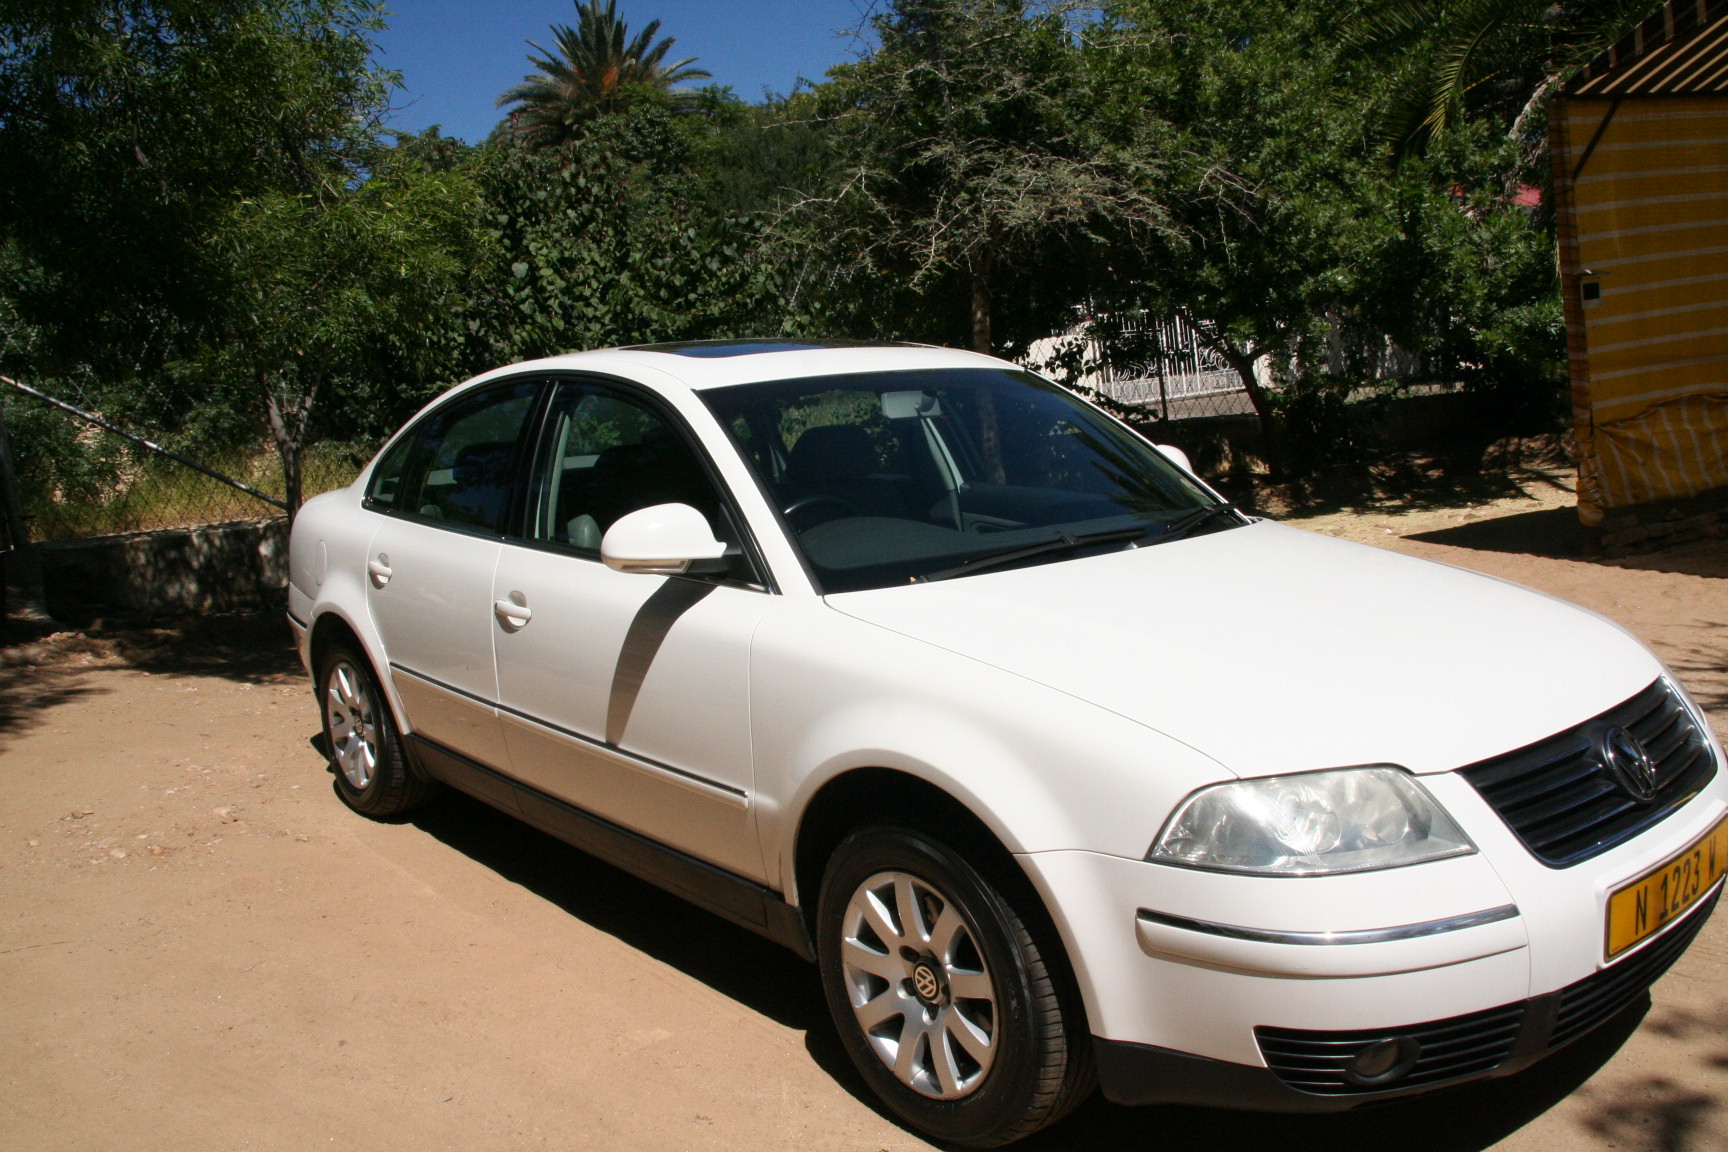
[701,367,1236,593]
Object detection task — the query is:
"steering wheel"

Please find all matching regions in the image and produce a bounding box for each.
[781,494,860,531]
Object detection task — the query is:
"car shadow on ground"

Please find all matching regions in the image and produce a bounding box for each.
[405,788,876,1102]
[100,611,304,682]
[405,787,1677,1152]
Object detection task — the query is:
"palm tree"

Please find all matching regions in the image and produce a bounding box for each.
[1352,0,1662,160]
[498,0,712,147]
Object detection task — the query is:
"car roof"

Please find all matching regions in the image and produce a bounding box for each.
[471,340,1009,394]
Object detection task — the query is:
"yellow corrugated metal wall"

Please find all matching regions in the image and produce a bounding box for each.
[1565,94,1728,519]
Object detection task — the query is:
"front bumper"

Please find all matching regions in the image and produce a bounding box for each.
[1019,730,1728,1111]
[1092,885,1719,1110]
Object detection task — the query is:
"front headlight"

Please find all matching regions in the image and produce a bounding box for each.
[1148,766,1475,876]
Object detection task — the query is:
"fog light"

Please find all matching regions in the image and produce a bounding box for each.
[1344,1036,1420,1086]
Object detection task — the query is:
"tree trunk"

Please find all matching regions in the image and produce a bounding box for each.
[264,372,316,518]
[1183,315,1288,477]
[0,399,53,623]
[970,251,992,355]
[968,249,1007,484]
[1224,349,1290,479]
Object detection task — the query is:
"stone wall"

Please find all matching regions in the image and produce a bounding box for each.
[38,518,288,617]
[1598,486,1728,557]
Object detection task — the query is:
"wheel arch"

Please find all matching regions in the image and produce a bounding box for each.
[309,608,363,675]
[794,765,1098,1136]
[792,767,1036,935]
[306,605,412,734]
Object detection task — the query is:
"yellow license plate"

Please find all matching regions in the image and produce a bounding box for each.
[1606,816,1728,959]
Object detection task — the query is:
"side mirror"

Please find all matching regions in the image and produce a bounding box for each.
[1155,444,1194,475]
[601,503,728,575]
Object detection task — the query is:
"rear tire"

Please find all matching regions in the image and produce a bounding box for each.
[816,824,1092,1147]
[317,639,435,818]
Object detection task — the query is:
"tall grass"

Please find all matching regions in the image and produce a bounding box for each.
[27,439,373,541]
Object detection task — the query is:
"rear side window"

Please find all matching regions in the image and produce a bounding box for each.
[365,379,540,533]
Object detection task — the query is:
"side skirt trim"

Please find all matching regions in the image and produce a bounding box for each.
[404,733,812,961]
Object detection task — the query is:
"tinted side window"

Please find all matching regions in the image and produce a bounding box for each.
[366,433,416,510]
[524,383,724,552]
[366,379,540,533]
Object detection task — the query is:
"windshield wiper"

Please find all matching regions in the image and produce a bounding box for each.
[1151,502,1238,544]
[921,526,1152,582]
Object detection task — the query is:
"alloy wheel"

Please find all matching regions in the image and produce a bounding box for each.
[325,657,378,790]
[840,869,998,1099]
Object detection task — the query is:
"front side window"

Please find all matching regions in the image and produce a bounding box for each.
[523,381,727,554]
[365,379,539,533]
[702,368,1234,592]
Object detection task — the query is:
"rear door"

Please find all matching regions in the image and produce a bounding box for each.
[361,378,541,769]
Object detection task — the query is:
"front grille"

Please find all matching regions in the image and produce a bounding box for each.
[1550,886,1721,1049]
[1460,679,1716,867]
[1256,1003,1526,1096]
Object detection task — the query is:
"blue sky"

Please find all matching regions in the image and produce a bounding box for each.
[371,1,884,144]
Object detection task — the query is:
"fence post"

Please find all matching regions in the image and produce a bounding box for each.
[0,398,53,624]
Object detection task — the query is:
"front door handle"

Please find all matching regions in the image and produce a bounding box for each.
[494,597,533,629]
[367,556,392,587]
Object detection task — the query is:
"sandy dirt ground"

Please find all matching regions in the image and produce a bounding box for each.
[3,488,1726,1152]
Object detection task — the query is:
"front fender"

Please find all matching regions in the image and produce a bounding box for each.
[751,601,1235,902]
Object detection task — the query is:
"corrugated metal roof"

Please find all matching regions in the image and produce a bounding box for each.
[1572,0,1728,96]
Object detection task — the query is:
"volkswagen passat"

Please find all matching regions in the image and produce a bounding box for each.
[287,340,1726,1147]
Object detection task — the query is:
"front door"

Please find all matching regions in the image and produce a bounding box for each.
[490,379,773,881]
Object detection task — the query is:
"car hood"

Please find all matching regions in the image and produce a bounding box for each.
[826,520,1662,779]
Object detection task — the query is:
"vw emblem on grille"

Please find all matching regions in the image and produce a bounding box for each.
[1599,726,1659,803]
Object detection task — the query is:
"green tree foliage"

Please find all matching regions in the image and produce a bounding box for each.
[695,88,832,218]
[0,0,1594,526]
[1374,127,1566,426]
[468,104,784,362]
[800,0,1176,355]
[192,159,483,510]
[1085,0,1383,463]
[0,0,391,381]
[497,0,711,148]
[0,0,486,515]
[1040,0,1568,473]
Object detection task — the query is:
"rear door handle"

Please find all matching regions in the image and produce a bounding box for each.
[367,556,392,587]
[494,598,532,628]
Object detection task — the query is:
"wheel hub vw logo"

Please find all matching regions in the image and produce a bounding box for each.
[912,962,942,1004]
[1600,726,1658,803]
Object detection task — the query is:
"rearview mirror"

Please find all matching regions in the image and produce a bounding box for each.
[881,390,942,419]
[601,503,728,575]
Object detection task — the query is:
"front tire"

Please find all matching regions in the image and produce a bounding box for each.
[317,640,434,819]
[816,825,1092,1147]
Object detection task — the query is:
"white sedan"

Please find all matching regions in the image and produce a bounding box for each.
[287,340,1727,1147]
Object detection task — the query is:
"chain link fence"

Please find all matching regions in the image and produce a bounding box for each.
[3,379,369,543]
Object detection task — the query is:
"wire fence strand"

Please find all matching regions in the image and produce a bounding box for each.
[4,379,368,542]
